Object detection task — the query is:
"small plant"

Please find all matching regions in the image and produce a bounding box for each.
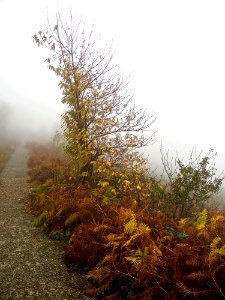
[161,147,224,220]
[33,211,48,227]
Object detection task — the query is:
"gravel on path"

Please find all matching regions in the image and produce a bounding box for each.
[0,146,93,300]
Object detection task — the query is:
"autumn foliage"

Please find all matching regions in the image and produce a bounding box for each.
[27,142,225,300]
[29,15,225,299]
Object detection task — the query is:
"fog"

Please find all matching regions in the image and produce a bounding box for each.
[0,83,63,143]
[1,0,225,198]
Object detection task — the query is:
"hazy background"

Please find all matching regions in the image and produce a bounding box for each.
[0,0,225,186]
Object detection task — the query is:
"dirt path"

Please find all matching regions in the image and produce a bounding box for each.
[0,146,92,300]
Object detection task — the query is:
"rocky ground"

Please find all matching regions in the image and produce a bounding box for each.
[0,146,93,300]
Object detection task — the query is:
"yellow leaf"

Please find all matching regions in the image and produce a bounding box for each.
[111,188,116,195]
[123,180,131,187]
[178,218,188,227]
[102,196,110,205]
[81,171,88,177]
[98,180,110,187]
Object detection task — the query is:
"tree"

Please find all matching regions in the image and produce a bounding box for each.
[161,147,224,220]
[32,14,156,181]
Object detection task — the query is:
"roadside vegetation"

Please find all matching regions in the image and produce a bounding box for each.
[0,100,17,172]
[28,15,225,299]
[0,143,14,173]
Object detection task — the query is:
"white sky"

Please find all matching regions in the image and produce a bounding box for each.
[0,0,225,174]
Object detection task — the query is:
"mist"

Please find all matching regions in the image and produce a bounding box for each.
[0,0,225,207]
[0,91,62,144]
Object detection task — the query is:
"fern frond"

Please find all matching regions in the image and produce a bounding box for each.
[123,232,140,247]
[195,209,208,230]
[177,282,191,296]
[151,243,162,257]
[138,223,151,234]
[85,286,102,297]
[185,257,202,268]
[209,252,219,269]
[105,233,121,242]
[215,245,225,257]
[103,254,113,263]
[210,214,224,231]
[97,280,112,295]
[197,228,209,239]
[105,233,122,248]
[157,235,172,245]
[125,247,149,269]
[210,237,222,251]
[124,213,137,234]
[93,224,109,233]
[87,266,110,284]
[208,238,225,268]
[178,218,188,228]
[185,271,209,283]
